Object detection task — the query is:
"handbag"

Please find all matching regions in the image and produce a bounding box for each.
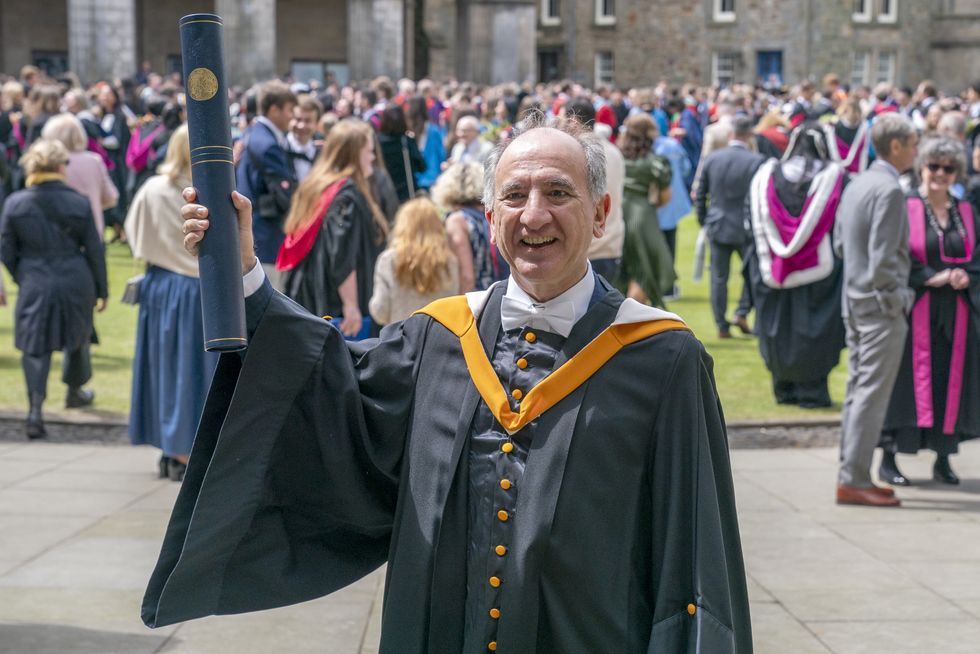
[120,273,144,305]
[648,183,672,208]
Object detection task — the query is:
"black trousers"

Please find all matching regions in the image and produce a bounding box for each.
[709,240,753,331]
[22,345,92,399]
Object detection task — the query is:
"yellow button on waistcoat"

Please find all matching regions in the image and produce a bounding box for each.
[516,357,528,369]
[497,509,509,522]
[687,603,697,615]
[489,608,501,619]
[500,479,512,490]
[511,388,523,401]
[524,332,537,343]
[489,576,501,587]
[501,441,514,454]
[488,641,497,651]
[495,545,507,556]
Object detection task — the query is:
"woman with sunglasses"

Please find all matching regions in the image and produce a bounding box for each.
[878,136,980,486]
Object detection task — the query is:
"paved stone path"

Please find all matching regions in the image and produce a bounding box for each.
[1,441,979,653]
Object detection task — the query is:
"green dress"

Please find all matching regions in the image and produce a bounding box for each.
[618,153,676,307]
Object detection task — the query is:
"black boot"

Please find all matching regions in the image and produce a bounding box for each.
[168,457,187,482]
[878,451,911,486]
[26,392,46,440]
[65,386,95,408]
[158,456,171,479]
[933,455,960,485]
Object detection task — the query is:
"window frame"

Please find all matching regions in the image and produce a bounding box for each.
[594,50,615,86]
[852,0,871,22]
[541,0,561,26]
[594,0,616,26]
[850,51,871,88]
[711,51,737,87]
[713,0,736,23]
[878,0,897,23]
[874,50,896,85]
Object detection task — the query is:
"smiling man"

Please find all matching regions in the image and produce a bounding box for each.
[143,116,752,653]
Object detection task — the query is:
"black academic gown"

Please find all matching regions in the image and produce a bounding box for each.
[142,279,752,653]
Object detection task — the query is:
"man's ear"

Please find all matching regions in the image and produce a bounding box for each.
[593,193,610,237]
[486,208,497,245]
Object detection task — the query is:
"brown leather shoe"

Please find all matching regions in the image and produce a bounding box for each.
[718,329,732,339]
[871,485,895,497]
[836,484,901,507]
[732,314,754,335]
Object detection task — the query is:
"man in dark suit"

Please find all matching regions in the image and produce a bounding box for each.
[696,115,765,338]
[236,80,298,291]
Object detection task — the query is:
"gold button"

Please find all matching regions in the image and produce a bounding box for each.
[516,357,528,369]
[525,332,537,343]
[497,509,509,522]
[488,642,497,651]
[490,607,501,619]
[495,545,507,556]
[500,479,512,490]
[687,603,697,616]
[501,441,514,454]
[511,388,523,400]
[489,576,501,587]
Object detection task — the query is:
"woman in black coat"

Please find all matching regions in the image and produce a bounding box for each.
[0,139,108,439]
[377,103,425,204]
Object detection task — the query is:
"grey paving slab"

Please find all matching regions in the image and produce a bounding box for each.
[956,598,980,620]
[831,521,980,562]
[66,447,161,474]
[809,619,980,654]
[0,458,62,488]
[0,515,96,565]
[749,602,832,654]
[729,448,832,471]
[0,537,160,591]
[894,561,980,600]
[774,587,966,622]
[0,588,176,637]
[126,482,181,512]
[77,509,171,541]
[0,488,141,518]
[12,469,162,495]
[1,443,99,462]
[0,623,169,654]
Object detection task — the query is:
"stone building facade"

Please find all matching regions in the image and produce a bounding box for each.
[537,0,978,92]
[0,0,976,91]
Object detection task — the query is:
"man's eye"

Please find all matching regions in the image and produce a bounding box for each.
[549,189,569,197]
[503,192,525,201]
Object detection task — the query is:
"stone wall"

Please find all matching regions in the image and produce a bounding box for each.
[68,0,138,84]
[0,0,69,77]
[276,0,347,78]
[138,0,214,76]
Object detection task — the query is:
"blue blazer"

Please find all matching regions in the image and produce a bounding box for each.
[236,121,296,264]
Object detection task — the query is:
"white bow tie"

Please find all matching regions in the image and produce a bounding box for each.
[500,296,577,338]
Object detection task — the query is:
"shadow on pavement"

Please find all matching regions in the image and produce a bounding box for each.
[0,623,170,654]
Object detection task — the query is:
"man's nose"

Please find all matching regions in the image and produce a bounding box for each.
[521,190,552,229]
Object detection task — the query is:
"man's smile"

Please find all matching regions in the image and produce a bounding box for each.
[520,236,558,247]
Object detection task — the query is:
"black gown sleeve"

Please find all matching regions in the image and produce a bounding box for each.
[142,288,425,628]
[646,338,752,653]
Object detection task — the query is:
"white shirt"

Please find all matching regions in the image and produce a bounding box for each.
[287,132,317,181]
[243,261,597,338]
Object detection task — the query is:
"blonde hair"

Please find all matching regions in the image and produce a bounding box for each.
[836,93,863,125]
[284,119,387,242]
[1,80,23,111]
[20,139,69,175]
[158,125,190,185]
[431,161,484,210]
[41,113,88,152]
[390,198,454,294]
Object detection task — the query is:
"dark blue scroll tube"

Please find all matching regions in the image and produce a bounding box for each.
[179,13,247,352]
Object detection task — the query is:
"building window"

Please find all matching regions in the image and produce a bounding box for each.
[541,0,561,26]
[595,51,614,85]
[878,0,897,22]
[712,52,737,87]
[875,51,896,84]
[853,0,871,22]
[595,0,615,25]
[714,0,736,22]
[851,51,870,87]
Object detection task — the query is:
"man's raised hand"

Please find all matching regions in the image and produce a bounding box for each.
[181,188,257,275]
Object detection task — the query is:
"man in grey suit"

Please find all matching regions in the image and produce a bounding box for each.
[834,113,918,507]
[696,115,766,338]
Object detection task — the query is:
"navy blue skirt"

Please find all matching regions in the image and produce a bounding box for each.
[129,266,218,456]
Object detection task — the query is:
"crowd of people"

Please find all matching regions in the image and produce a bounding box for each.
[0,63,979,491]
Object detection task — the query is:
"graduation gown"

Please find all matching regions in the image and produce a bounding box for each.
[881,195,980,455]
[747,160,846,402]
[141,277,752,653]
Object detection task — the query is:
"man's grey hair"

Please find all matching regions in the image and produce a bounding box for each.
[916,136,967,181]
[937,111,967,140]
[870,113,916,157]
[482,111,607,208]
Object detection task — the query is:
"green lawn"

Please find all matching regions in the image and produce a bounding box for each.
[0,216,846,421]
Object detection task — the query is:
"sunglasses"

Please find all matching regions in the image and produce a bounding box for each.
[925,162,957,175]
